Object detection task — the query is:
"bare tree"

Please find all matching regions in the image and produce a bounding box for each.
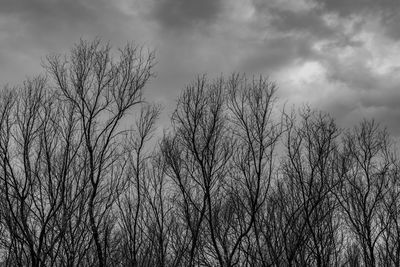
[2,38,400,267]
[161,75,230,266]
[378,162,400,266]
[334,120,395,267]
[0,76,89,266]
[276,109,342,266]
[45,39,155,266]
[115,104,161,266]
[223,74,282,266]
[161,74,282,267]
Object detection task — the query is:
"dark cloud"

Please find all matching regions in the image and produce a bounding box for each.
[0,0,97,34]
[380,10,400,40]
[0,0,107,58]
[323,58,380,92]
[258,6,334,39]
[150,0,223,33]
[146,0,400,137]
[318,0,400,40]
[240,35,316,74]
[0,0,93,18]
[253,0,367,45]
[272,11,329,37]
[319,0,398,16]
[0,0,152,84]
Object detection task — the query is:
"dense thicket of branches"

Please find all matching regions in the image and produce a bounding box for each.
[0,40,398,267]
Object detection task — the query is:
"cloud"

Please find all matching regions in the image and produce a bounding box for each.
[0,0,156,84]
[318,0,400,40]
[150,0,224,33]
[1,0,400,136]
[146,0,400,136]
[0,0,97,41]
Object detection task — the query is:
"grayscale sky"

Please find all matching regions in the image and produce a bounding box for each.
[1,0,400,135]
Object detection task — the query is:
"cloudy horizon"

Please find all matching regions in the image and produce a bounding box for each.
[1,0,400,136]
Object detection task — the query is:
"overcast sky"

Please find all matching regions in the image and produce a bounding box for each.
[1,0,400,135]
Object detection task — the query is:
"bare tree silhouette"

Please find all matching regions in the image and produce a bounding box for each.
[0,39,398,267]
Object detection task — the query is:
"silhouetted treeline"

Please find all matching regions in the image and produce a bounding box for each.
[0,40,398,267]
